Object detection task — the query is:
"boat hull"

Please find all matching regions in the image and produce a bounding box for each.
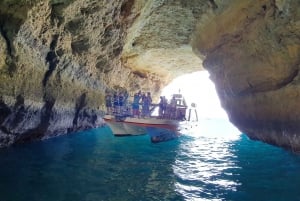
[104,115,178,128]
[103,115,181,142]
[105,121,147,136]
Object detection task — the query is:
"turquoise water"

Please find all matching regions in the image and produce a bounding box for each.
[1,119,300,201]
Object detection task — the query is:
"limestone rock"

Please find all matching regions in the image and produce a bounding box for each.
[0,34,6,70]
[122,0,206,81]
[1,0,300,152]
[192,0,300,151]
[0,0,127,146]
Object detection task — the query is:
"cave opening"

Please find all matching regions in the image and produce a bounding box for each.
[160,70,240,138]
[161,70,228,120]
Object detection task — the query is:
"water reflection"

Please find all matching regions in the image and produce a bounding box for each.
[2,120,300,200]
[174,119,242,200]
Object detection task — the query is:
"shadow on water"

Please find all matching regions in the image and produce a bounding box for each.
[0,126,182,201]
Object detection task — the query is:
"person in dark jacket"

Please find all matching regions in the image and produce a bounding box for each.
[132,91,141,117]
[142,92,152,117]
[105,92,113,114]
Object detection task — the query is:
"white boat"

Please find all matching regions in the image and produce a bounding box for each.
[103,93,196,142]
[103,114,182,142]
[104,118,147,136]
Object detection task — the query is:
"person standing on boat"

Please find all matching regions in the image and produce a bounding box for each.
[113,92,119,114]
[142,92,152,118]
[158,96,167,118]
[170,96,177,119]
[141,92,146,117]
[118,92,125,115]
[105,92,113,114]
[132,91,141,117]
[147,92,152,106]
[123,91,130,116]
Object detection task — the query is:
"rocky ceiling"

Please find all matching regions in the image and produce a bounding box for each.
[0,0,300,152]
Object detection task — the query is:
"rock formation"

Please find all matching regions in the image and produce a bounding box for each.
[192,0,300,152]
[0,0,300,151]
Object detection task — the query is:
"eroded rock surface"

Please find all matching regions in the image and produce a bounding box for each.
[1,0,300,151]
[192,0,300,151]
[0,0,208,147]
[0,0,128,146]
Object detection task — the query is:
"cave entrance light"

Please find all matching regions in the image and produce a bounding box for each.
[160,71,241,138]
[160,71,228,120]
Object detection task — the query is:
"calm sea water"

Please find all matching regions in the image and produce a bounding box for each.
[1,119,300,201]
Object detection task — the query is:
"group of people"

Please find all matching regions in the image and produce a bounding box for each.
[105,90,153,118]
[105,92,127,115]
[158,95,187,120]
[132,91,152,117]
[105,90,187,120]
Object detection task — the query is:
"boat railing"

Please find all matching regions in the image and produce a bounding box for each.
[106,93,195,122]
[110,104,187,121]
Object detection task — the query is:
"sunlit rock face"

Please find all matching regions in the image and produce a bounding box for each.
[121,0,205,81]
[192,0,300,151]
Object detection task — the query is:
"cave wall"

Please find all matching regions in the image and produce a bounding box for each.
[0,0,135,146]
[192,0,300,151]
[1,0,300,151]
[0,0,209,147]
[121,0,207,80]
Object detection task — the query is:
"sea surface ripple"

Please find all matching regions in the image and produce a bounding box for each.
[1,119,300,201]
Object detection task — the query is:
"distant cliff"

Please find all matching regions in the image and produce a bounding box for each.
[1,0,300,152]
